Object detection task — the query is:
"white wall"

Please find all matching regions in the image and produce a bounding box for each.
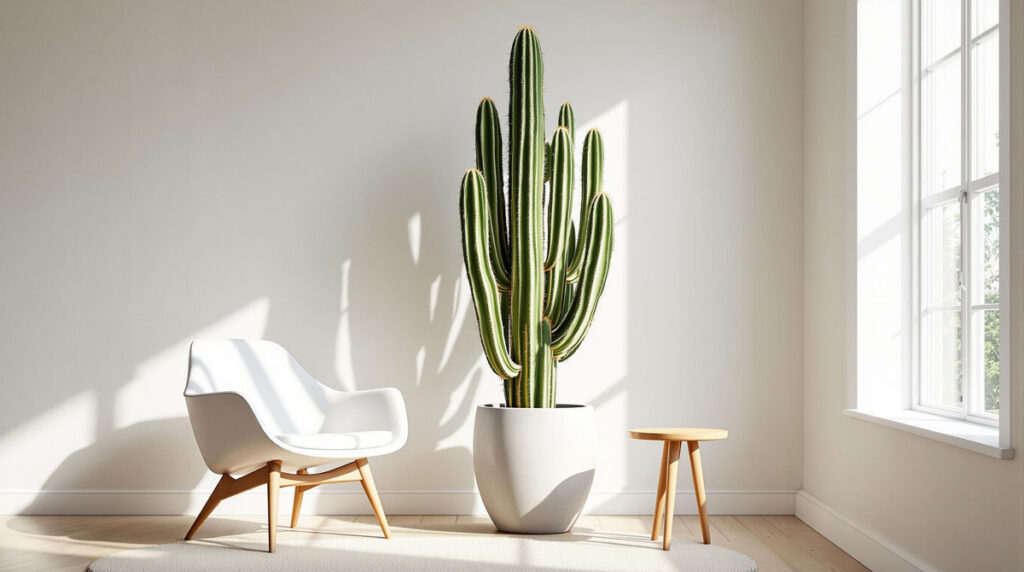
[0,0,805,515]
[803,1,1024,570]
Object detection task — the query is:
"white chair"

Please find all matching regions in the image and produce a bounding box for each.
[182,339,408,552]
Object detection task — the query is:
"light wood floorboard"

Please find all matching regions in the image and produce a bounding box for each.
[0,514,866,571]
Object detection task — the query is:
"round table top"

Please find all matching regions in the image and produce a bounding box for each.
[628,427,728,441]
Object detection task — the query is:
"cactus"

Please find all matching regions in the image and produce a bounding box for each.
[459,27,614,408]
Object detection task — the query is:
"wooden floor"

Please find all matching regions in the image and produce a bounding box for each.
[0,514,867,571]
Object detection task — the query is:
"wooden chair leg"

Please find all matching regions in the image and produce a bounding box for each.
[688,441,711,544]
[184,474,232,540]
[356,458,390,539]
[662,441,682,551]
[267,461,281,553]
[651,440,670,540]
[185,464,271,542]
[291,469,309,529]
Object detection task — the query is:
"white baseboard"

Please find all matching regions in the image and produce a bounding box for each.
[1,489,796,516]
[795,490,934,572]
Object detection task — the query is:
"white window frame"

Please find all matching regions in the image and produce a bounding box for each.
[912,0,1005,427]
[847,0,1012,459]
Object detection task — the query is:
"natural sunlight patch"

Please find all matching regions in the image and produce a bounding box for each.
[429,274,442,322]
[408,212,422,266]
[416,346,426,386]
[856,0,911,411]
[334,259,357,390]
[113,298,270,429]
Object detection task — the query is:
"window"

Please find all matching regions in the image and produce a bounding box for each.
[917,0,1001,423]
[851,0,1011,457]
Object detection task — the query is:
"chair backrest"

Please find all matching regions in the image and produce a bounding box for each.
[185,339,332,435]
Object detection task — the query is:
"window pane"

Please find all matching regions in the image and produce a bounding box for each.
[982,309,1000,413]
[972,0,999,37]
[967,191,999,419]
[921,200,962,409]
[971,29,999,179]
[982,188,999,304]
[923,0,961,66]
[922,309,963,408]
[922,53,962,195]
[923,201,961,306]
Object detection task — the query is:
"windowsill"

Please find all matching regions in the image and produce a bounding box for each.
[843,408,1014,460]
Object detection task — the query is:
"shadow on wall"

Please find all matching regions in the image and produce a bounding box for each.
[0,0,791,523]
[12,167,494,513]
[7,96,633,520]
[24,417,205,494]
[1,0,812,527]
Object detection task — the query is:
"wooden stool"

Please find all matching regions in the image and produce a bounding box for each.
[628,427,728,550]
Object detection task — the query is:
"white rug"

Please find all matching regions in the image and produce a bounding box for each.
[88,526,757,571]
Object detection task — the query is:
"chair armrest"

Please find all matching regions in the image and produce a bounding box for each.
[321,388,408,445]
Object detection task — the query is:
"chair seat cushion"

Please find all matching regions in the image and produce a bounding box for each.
[275,430,394,451]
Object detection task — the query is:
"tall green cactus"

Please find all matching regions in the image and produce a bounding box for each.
[459,27,614,408]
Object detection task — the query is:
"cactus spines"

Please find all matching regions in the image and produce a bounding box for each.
[459,27,614,407]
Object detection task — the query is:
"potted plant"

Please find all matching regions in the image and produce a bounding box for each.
[458,26,614,534]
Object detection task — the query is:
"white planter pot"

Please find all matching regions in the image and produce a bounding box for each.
[473,404,596,534]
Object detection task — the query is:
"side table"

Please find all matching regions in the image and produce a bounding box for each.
[628,427,728,550]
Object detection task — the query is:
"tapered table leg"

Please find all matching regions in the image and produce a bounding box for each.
[662,440,682,550]
[688,441,711,544]
[651,440,670,540]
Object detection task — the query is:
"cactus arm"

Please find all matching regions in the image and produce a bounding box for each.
[565,129,604,283]
[557,102,575,147]
[552,193,613,360]
[556,221,578,329]
[475,98,512,291]
[543,127,574,325]
[459,169,521,379]
[544,128,574,269]
[508,27,548,406]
